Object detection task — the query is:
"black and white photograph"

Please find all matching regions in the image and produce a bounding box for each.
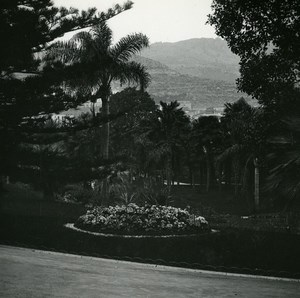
[1,0,300,296]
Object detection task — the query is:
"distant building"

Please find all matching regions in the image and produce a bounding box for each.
[205,107,216,114]
[190,106,224,119]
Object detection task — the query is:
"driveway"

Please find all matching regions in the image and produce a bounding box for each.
[0,245,299,297]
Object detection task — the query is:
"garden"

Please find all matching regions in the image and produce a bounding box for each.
[1,183,300,279]
[1,0,300,281]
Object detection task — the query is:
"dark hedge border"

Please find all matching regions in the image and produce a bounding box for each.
[74,221,210,237]
[1,214,300,279]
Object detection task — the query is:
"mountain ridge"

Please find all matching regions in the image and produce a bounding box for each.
[141,38,241,83]
[131,55,255,111]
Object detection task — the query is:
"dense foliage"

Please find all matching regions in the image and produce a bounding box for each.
[208,0,300,208]
[0,0,133,191]
[0,0,133,73]
[208,0,300,115]
[75,203,209,236]
[2,0,299,213]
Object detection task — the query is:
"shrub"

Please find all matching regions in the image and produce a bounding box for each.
[107,173,170,206]
[75,203,209,236]
[108,172,137,205]
[137,177,170,205]
[61,184,96,204]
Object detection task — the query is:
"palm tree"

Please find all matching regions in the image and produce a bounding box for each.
[137,101,190,189]
[159,101,190,188]
[192,116,222,192]
[46,21,150,161]
[109,88,156,170]
[218,98,267,211]
[45,22,150,204]
[265,115,300,210]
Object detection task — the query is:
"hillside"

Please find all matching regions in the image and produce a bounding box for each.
[141,38,240,83]
[132,55,255,110]
[97,39,257,112]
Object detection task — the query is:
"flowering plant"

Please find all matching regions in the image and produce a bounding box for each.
[75,204,209,236]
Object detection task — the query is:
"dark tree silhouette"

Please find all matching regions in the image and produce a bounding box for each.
[208,0,300,115]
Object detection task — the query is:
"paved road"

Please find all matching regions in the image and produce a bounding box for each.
[0,245,299,298]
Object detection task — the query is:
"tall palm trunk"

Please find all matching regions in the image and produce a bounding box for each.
[233,157,240,196]
[206,155,211,192]
[189,164,193,186]
[101,96,110,159]
[224,159,232,190]
[101,95,110,205]
[204,145,215,192]
[166,154,172,193]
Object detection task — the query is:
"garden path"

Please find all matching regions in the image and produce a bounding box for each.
[0,245,299,297]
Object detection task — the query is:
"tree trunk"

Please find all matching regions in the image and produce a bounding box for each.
[101,96,110,160]
[206,157,211,192]
[199,163,205,189]
[101,96,110,205]
[192,172,195,188]
[204,146,213,192]
[166,154,172,194]
[189,165,193,186]
[224,159,231,190]
[233,157,240,197]
[198,166,201,188]
[254,157,260,212]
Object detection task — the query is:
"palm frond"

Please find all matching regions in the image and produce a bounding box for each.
[265,146,300,206]
[46,40,81,64]
[147,142,170,166]
[68,31,99,63]
[45,20,150,110]
[282,115,300,132]
[110,33,149,62]
[114,61,151,91]
[216,144,243,164]
[266,159,300,200]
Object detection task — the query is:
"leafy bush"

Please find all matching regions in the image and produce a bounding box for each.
[137,177,170,205]
[108,172,137,205]
[61,184,96,204]
[107,173,170,206]
[75,203,209,235]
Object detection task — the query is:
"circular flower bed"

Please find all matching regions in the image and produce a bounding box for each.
[74,203,210,236]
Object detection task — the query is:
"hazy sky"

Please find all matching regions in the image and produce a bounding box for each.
[54,0,217,43]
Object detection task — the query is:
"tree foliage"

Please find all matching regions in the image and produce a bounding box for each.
[208,0,300,114]
[45,22,150,100]
[0,0,134,191]
[109,88,157,170]
[136,101,190,186]
[0,0,133,74]
[0,0,135,132]
[208,0,300,208]
[45,21,150,173]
